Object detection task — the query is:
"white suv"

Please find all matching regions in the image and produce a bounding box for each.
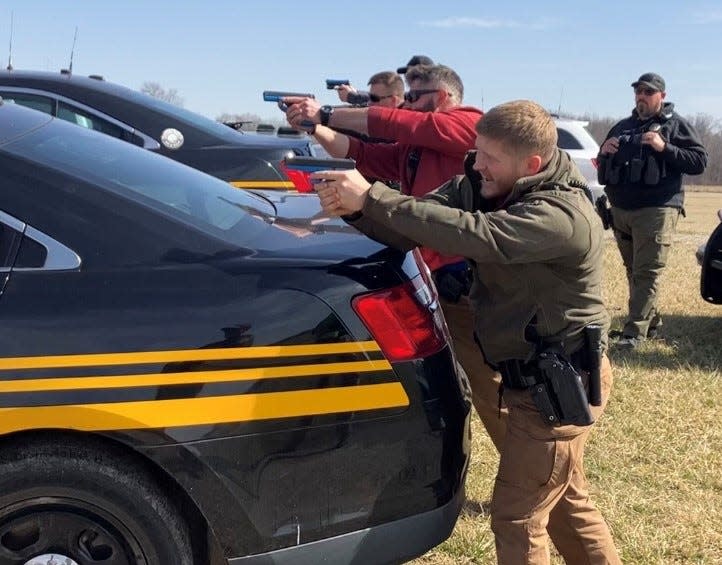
[554,117,604,201]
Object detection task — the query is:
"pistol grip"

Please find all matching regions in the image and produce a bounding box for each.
[276,101,314,131]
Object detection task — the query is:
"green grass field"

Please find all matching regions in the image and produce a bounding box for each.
[413,190,722,564]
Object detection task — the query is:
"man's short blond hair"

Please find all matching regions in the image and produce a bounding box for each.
[367,71,404,97]
[476,100,557,161]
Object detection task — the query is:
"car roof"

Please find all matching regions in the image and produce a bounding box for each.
[553,116,590,128]
[0,69,309,151]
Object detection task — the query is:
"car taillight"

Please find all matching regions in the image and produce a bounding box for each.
[278,161,314,193]
[352,275,446,362]
[591,157,599,170]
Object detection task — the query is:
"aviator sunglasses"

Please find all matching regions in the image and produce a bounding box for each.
[368,93,395,103]
[403,89,441,103]
[634,87,658,96]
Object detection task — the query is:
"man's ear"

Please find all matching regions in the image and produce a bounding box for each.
[524,154,544,176]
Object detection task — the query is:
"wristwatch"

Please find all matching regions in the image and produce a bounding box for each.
[320,105,334,127]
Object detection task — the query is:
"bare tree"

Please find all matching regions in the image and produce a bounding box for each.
[140,82,184,107]
[687,114,722,185]
[577,113,618,145]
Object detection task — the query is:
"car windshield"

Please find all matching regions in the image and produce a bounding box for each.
[2,117,276,238]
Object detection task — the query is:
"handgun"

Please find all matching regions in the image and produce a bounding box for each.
[283,156,356,187]
[262,91,315,110]
[263,91,316,129]
[282,156,356,174]
[325,79,350,89]
[262,91,315,102]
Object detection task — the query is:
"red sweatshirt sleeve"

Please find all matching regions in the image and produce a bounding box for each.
[367,106,482,156]
[347,136,403,182]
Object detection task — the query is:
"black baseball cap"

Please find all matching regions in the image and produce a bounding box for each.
[397,55,434,74]
[631,72,666,92]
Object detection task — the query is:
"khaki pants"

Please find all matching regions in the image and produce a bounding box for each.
[611,205,680,338]
[440,296,507,451]
[441,298,620,564]
[490,357,620,565]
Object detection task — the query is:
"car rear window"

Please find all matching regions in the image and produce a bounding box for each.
[556,128,584,150]
[2,117,276,237]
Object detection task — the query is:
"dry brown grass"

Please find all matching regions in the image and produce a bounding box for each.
[412,191,722,564]
[686,185,722,193]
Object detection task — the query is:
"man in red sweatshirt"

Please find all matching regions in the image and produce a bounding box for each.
[284,66,508,451]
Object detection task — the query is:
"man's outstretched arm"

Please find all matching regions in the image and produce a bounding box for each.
[285,96,369,136]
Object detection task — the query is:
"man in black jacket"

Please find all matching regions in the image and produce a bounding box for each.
[598,72,707,349]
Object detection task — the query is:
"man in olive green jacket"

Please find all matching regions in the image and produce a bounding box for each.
[313,100,620,565]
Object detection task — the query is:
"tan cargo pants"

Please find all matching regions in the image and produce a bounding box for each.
[490,356,620,564]
[441,297,620,564]
[611,205,681,338]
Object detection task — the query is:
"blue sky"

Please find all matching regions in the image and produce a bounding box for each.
[4,1,722,123]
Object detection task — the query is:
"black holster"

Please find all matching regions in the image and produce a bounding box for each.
[536,351,594,426]
[498,349,594,427]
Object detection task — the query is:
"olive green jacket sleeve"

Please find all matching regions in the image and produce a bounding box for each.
[347,177,462,253]
[349,179,590,265]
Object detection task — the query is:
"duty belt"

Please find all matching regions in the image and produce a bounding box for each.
[497,359,541,389]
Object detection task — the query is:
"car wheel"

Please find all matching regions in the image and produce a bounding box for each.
[0,436,193,565]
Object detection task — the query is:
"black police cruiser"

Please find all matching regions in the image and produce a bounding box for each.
[0,69,320,192]
[0,100,470,564]
[697,208,722,304]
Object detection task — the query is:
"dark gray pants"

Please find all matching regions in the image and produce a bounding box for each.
[611,205,681,338]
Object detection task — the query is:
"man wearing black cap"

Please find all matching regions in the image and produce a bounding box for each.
[598,73,707,349]
[396,55,434,84]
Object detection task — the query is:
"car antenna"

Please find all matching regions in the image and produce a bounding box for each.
[6,11,13,71]
[67,26,78,74]
[557,86,564,116]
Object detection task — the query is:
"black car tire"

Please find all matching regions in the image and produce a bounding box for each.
[0,436,193,565]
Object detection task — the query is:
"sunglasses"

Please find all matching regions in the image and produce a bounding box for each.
[403,89,440,103]
[368,93,395,103]
[634,87,658,96]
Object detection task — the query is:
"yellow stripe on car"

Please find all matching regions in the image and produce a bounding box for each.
[0,359,392,393]
[0,383,410,433]
[0,341,383,370]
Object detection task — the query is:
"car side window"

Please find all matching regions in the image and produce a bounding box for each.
[57,101,127,139]
[0,91,54,115]
[0,211,25,271]
[0,209,78,272]
[556,128,584,150]
[0,224,20,269]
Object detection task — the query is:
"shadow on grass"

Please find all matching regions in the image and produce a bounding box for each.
[609,313,722,371]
